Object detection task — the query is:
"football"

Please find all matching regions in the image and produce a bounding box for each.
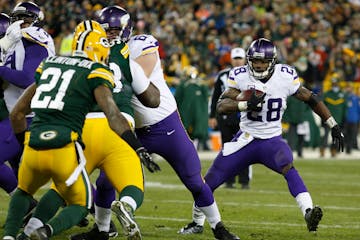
[236,89,265,101]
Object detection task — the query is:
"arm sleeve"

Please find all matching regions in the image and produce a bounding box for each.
[0,43,48,88]
[130,59,150,95]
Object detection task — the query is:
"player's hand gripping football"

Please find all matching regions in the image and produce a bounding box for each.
[136,147,161,173]
[331,125,344,152]
[247,90,266,112]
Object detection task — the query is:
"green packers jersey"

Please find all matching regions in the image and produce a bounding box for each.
[30,56,114,139]
[107,41,134,117]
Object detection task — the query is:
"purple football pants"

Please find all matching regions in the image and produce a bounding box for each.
[0,118,21,193]
[205,131,308,197]
[94,111,214,208]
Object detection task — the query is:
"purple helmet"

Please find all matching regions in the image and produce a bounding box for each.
[97,6,133,42]
[10,1,44,26]
[0,13,10,37]
[246,38,277,80]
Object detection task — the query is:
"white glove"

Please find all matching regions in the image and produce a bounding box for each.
[0,20,24,51]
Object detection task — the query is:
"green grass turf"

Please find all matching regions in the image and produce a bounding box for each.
[0,158,359,239]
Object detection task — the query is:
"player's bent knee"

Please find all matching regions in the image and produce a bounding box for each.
[281,163,293,175]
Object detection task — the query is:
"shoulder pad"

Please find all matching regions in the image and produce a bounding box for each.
[128,34,159,59]
[22,26,53,46]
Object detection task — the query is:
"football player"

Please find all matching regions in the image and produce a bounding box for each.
[4,20,155,240]
[181,38,344,234]
[71,5,240,240]
[0,12,19,197]
[0,1,55,187]
[23,6,161,240]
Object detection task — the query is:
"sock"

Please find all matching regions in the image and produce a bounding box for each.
[24,217,44,236]
[192,203,206,226]
[198,201,221,229]
[284,167,308,197]
[95,205,112,232]
[295,192,313,216]
[119,185,144,209]
[48,205,88,236]
[120,196,137,212]
[4,189,32,237]
[32,189,65,223]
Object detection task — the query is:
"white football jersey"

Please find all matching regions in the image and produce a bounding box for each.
[228,64,300,139]
[4,26,55,113]
[128,34,177,128]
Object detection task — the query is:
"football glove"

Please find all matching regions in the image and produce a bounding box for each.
[247,90,266,112]
[136,147,161,173]
[331,125,344,152]
[0,20,23,51]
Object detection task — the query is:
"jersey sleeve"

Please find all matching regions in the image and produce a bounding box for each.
[285,65,301,95]
[128,34,159,60]
[227,67,239,90]
[130,59,150,94]
[87,65,115,91]
[22,26,55,56]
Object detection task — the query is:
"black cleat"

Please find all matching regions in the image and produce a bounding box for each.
[305,206,323,232]
[69,224,108,240]
[212,222,240,240]
[177,221,204,234]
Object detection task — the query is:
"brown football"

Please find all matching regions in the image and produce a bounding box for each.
[236,89,265,101]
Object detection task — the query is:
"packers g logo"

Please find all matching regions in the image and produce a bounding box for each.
[40,131,57,140]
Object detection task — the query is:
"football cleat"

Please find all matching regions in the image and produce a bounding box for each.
[69,224,108,240]
[177,221,204,234]
[111,201,141,240]
[29,226,49,240]
[305,206,323,232]
[212,222,240,240]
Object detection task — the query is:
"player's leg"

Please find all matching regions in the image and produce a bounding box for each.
[259,136,323,232]
[102,136,144,240]
[0,118,21,194]
[29,142,91,239]
[137,111,239,239]
[3,146,50,239]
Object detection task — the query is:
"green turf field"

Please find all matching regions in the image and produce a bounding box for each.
[0,158,359,239]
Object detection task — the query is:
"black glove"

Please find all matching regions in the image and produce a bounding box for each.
[136,147,161,173]
[247,90,266,112]
[331,125,344,152]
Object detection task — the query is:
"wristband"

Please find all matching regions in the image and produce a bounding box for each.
[120,130,143,151]
[237,101,248,111]
[325,116,337,128]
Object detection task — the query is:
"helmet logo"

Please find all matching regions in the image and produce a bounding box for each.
[253,52,265,58]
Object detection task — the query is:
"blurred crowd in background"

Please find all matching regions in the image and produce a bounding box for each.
[1,0,360,156]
